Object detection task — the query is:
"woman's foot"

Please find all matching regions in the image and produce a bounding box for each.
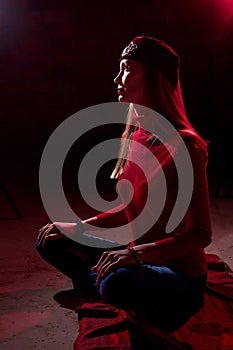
[53,289,101,310]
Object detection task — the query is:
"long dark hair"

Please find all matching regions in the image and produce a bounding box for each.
[111,69,208,179]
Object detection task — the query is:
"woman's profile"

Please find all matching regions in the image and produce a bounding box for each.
[36,36,212,331]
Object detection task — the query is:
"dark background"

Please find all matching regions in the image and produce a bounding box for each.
[1,0,233,206]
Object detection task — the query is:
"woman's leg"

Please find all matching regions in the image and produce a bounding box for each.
[36,234,101,292]
[99,264,206,331]
[36,232,126,292]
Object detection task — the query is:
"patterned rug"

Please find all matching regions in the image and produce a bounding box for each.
[73,254,233,350]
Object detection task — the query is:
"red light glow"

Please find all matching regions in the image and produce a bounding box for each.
[215,0,233,22]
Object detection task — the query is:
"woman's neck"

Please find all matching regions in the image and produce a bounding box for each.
[133,104,157,134]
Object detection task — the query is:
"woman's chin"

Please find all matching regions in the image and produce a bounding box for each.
[118,95,130,103]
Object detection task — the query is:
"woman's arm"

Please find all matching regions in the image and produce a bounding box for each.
[133,140,212,264]
[39,202,129,243]
[153,141,212,261]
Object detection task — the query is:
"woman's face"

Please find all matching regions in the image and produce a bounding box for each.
[114,59,150,106]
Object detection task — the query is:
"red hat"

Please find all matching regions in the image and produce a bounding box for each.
[120,36,180,87]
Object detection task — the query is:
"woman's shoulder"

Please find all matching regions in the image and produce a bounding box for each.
[181,130,208,165]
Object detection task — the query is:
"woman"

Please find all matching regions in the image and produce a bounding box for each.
[37,36,212,331]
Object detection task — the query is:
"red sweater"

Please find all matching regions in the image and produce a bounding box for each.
[94,123,212,278]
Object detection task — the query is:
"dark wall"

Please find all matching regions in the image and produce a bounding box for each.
[1,0,233,183]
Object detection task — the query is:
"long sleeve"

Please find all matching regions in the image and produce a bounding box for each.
[94,202,129,228]
[126,127,212,277]
[154,139,212,264]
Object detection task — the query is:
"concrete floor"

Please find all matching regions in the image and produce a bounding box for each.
[0,169,233,350]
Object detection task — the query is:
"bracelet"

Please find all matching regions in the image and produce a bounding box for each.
[128,246,144,266]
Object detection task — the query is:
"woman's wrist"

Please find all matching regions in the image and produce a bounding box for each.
[81,216,106,232]
[75,219,85,234]
[132,243,159,264]
[127,246,144,266]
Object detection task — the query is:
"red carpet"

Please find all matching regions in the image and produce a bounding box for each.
[74,254,233,350]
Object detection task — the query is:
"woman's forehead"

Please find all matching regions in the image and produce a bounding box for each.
[120,59,143,68]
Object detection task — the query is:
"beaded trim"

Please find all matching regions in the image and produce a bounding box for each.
[121,42,138,57]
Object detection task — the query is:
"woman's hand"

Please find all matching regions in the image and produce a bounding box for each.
[92,243,160,284]
[37,222,80,248]
[92,249,137,284]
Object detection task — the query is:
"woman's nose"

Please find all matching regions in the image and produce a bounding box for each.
[114,72,121,85]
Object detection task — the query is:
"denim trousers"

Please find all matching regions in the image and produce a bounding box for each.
[36,233,207,331]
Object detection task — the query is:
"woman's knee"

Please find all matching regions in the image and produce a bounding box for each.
[35,236,44,254]
[99,268,132,306]
[35,235,60,261]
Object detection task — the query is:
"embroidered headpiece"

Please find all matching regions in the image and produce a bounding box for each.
[120,36,180,87]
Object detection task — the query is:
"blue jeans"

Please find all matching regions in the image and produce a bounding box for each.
[99,264,206,331]
[36,233,125,292]
[36,233,206,331]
